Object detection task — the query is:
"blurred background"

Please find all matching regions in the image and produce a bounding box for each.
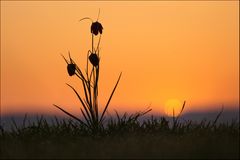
[1,1,239,120]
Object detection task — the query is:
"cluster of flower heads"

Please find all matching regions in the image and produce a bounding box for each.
[66,20,103,76]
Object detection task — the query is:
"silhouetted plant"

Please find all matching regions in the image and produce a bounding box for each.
[54,13,122,133]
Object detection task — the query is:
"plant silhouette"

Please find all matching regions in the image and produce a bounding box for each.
[54,14,122,133]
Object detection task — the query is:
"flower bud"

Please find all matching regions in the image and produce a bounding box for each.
[89,53,99,67]
[67,63,76,76]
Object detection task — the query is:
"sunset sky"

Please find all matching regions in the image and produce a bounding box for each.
[1,1,239,117]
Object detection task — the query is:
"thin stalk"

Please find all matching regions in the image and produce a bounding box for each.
[92,34,94,53]
[86,50,91,76]
[92,67,96,120]
[81,78,90,108]
[96,35,101,56]
[87,68,94,115]
[94,65,100,120]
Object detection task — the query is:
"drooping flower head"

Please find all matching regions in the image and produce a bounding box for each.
[91,21,103,36]
[67,63,76,76]
[62,52,76,76]
[89,53,99,67]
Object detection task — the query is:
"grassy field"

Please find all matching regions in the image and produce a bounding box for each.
[0,115,239,159]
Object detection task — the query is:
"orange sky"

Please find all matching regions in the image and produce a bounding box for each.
[1,1,239,116]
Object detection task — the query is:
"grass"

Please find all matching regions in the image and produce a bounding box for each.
[0,113,239,159]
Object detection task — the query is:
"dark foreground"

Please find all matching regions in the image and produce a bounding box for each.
[0,116,239,159]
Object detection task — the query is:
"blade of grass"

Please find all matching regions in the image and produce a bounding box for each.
[179,101,186,116]
[11,118,19,133]
[114,110,120,122]
[36,115,44,129]
[175,101,186,123]
[212,106,224,127]
[22,113,28,129]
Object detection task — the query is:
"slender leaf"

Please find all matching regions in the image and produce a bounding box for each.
[53,104,87,127]
[80,108,91,127]
[61,54,69,64]
[100,72,122,123]
[66,83,92,122]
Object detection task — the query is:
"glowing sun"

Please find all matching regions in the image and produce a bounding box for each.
[164,99,183,117]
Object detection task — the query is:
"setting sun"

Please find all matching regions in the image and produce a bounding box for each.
[164,99,184,117]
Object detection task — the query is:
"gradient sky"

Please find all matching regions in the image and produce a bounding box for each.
[1,1,239,117]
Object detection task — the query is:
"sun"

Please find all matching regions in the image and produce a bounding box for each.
[164,99,182,117]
